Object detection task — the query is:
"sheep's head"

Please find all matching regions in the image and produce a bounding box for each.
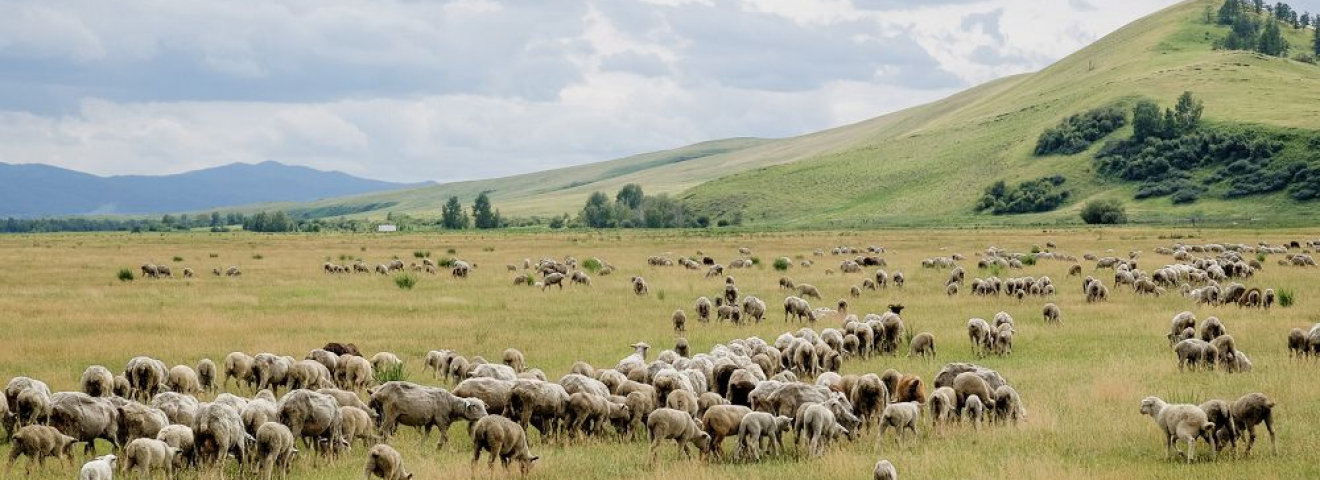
[1139,397,1163,416]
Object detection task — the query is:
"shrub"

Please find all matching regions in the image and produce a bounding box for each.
[1170,189,1200,204]
[583,258,603,273]
[1278,289,1295,307]
[521,273,535,286]
[656,290,666,301]
[374,363,408,383]
[436,257,457,267]
[208,253,218,258]
[413,251,430,259]
[773,258,792,271]
[750,256,762,266]
[1035,106,1128,155]
[252,254,264,260]
[1080,200,1128,225]
[172,256,183,262]
[117,268,134,282]
[482,247,495,252]
[394,274,418,290]
[446,248,457,254]
[1256,252,1267,263]
[977,176,1070,215]
[1021,256,1037,266]
[1030,245,1042,254]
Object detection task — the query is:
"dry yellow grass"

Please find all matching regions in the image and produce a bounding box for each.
[1,228,1319,479]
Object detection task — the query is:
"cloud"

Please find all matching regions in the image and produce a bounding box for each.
[0,0,1189,184]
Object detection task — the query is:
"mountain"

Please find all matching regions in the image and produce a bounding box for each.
[0,161,431,217]
[259,0,1320,226]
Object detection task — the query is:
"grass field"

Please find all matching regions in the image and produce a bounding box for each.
[2,227,1319,479]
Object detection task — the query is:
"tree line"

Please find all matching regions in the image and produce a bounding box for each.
[1213,0,1317,57]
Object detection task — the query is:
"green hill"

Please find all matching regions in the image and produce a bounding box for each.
[272,0,1319,226]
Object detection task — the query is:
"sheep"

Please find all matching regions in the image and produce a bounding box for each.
[647,408,710,464]
[470,415,537,476]
[5,425,78,476]
[152,391,200,427]
[365,443,415,480]
[632,276,649,296]
[796,284,823,300]
[81,365,115,398]
[908,332,935,358]
[1230,393,1276,455]
[507,380,570,439]
[277,389,345,460]
[113,375,131,398]
[1173,339,1217,371]
[542,273,565,290]
[964,394,985,430]
[369,381,487,449]
[1138,396,1216,463]
[1288,328,1308,357]
[168,364,202,395]
[927,387,955,430]
[873,459,898,480]
[370,352,404,374]
[799,403,848,457]
[197,359,218,393]
[453,378,515,415]
[695,297,713,323]
[876,402,921,451]
[1042,303,1061,324]
[783,296,812,323]
[224,352,256,391]
[946,283,959,296]
[570,270,591,286]
[565,392,627,439]
[672,310,687,333]
[992,385,1025,425]
[332,405,375,448]
[48,392,119,456]
[500,348,526,373]
[338,355,376,391]
[116,401,169,446]
[742,296,767,323]
[125,356,168,402]
[1198,317,1226,342]
[254,422,297,480]
[734,412,792,461]
[155,424,194,469]
[993,324,1014,356]
[121,438,183,480]
[250,354,293,393]
[951,372,993,415]
[700,404,751,459]
[967,318,993,356]
[79,454,117,480]
[1198,400,1237,453]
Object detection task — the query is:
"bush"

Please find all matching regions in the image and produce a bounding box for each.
[252,254,264,260]
[1035,106,1128,155]
[1278,289,1295,307]
[977,176,1070,215]
[750,256,762,266]
[773,258,792,271]
[1021,256,1037,266]
[446,248,457,255]
[172,256,183,262]
[583,258,603,273]
[1256,252,1267,263]
[208,253,219,258]
[374,363,408,383]
[1080,200,1128,225]
[436,257,457,267]
[117,268,134,282]
[1170,189,1200,204]
[413,251,430,259]
[394,274,418,290]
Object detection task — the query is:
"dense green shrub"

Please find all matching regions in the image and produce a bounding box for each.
[1035,106,1127,155]
[1080,200,1128,225]
[977,176,1070,215]
[117,268,134,282]
[773,258,792,271]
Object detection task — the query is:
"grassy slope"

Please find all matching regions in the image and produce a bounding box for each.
[681,0,1320,227]
[256,137,772,219]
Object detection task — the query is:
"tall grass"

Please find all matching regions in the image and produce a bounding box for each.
[1278,288,1295,307]
[375,363,409,383]
[117,268,134,282]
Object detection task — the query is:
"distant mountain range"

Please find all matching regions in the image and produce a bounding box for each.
[0,161,431,217]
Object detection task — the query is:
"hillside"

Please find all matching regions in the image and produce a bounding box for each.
[0,161,429,217]
[681,0,1320,227]
[272,0,1320,226]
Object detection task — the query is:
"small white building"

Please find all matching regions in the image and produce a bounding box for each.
[377,224,398,233]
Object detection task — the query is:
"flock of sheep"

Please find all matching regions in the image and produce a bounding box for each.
[140,264,241,279]
[22,236,1320,480]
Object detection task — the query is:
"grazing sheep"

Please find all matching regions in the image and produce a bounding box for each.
[734,412,792,461]
[876,402,921,451]
[647,408,710,464]
[152,392,200,427]
[197,359,218,393]
[565,392,627,439]
[695,297,713,323]
[339,405,378,448]
[1174,339,1217,371]
[1288,328,1308,357]
[964,394,986,430]
[1198,317,1226,342]
[470,415,537,476]
[255,422,297,480]
[632,276,649,296]
[125,356,168,402]
[700,404,751,459]
[1230,393,1276,455]
[338,355,376,391]
[992,385,1025,425]
[1198,400,1236,453]
[167,364,202,395]
[155,424,194,469]
[799,403,848,457]
[6,425,78,476]
[79,454,116,480]
[224,352,256,391]
[1138,396,1216,463]
[967,318,992,356]
[1042,303,1061,324]
[873,459,898,480]
[48,392,119,457]
[365,443,414,480]
[796,284,822,300]
[908,332,936,358]
[277,389,345,459]
[81,366,115,398]
[671,310,687,333]
[951,372,993,414]
[121,438,183,480]
[453,378,515,415]
[501,348,526,373]
[370,381,487,449]
[542,273,565,290]
[116,401,170,446]
[507,381,570,439]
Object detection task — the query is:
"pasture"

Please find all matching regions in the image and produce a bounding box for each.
[0,228,1318,480]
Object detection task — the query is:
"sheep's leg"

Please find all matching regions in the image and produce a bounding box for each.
[1244,425,1257,455]
[1265,417,1277,454]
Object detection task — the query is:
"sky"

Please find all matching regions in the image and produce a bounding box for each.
[0,0,1315,183]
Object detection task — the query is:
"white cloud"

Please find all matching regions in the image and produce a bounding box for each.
[0,0,1192,183]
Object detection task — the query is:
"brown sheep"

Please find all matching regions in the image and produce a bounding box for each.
[1230,393,1277,456]
[894,375,926,404]
[908,333,936,358]
[470,415,537,476]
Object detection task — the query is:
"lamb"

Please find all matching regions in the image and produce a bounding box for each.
[876,402,921,451]
[365,443,415,480]
[695,297,713,322]
[951,372,992,414]
[5,425,78,476]
[1138,396,1216,463]
[927,387,956,430]
[799,403,848,457]
[908,332,936,358]
[1173,339,1217,371]
[700,404,752,459]
[168,364,202,395]
[1042,303,1061,324]
[197,359,218,393]
[672,310,687,333]
[341,406,379,447]
[255,422,297,480]
[470,415,537,476]
[964,395,985,430]
[733,412,792,461]
[1198,400,1237,453]
[155,424,194,469]
[992,385,1025,425]
[647,408,710,464]
[121,438,183,479]
[1230,393,1276,455]
[81,365,115,397]
[566,392,627,438]
[79,455,116,480]
[502,348,526,373]
[873,459,898,480]
[370,352,404,374]
[369,381,487,449]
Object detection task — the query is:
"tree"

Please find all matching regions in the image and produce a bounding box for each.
[580,192,614,228]
[1080,200,1128,225]
[442,196,468,229]
[1257,19,1289,56]
[1314,17,1320,55]
[210,212,222,227]
[472,192,499,229]
[1132,100,1165,142]
[616,184,644,210]
[1219,0,1242,25]
[1171,91,1204,136]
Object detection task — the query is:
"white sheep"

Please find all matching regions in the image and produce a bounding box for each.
[1139,396,1216,463]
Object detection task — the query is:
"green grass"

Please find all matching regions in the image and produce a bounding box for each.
[394,273,418,290]
[3,228,1319,480]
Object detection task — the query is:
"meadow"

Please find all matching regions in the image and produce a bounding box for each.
[1,227,1319,479]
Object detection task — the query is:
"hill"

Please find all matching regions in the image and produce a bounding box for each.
[260,0,1320,226]
[0,161,430,217]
